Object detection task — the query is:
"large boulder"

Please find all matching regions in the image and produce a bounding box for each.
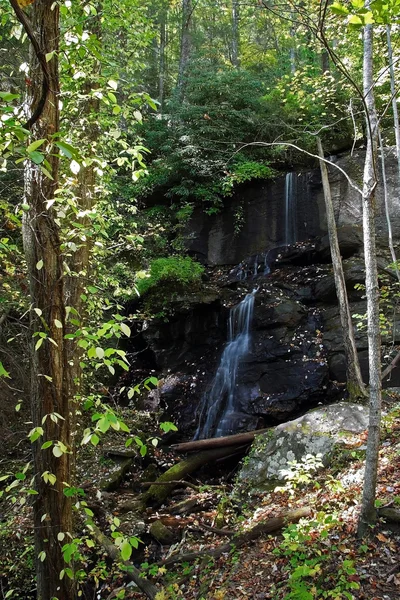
[237,402,369,488]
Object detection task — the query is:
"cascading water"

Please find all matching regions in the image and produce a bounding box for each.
[194,289,256,439]
[284,172,297,245]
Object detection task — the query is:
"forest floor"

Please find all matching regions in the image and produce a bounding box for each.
[2,397,400,599]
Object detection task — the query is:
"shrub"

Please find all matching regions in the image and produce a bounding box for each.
[136,256,204,296]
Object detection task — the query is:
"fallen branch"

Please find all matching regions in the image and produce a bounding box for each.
[382,350,400,381]
[159,506,311,566]
[90,522,159,600]
[378,507,400,523]
[172,429,269,453]
[141,480,201,491]
[141,445,246,506]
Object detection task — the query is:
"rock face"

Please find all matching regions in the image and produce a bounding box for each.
[186,149,400,266]
[126,145,400,439]
[237,402,369,488]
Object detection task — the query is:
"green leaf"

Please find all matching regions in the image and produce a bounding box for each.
[0,361,10,379]
[41,441,53,449]
[108,79,118,90]
[95,347,104,359]
[90,433,100,446]
[35,338,44,351]
[54,141,77,159]
[40,166,54,180]
[53,445,63,457]
[348,14,363,23]
[45,51,55,62]
[54,319,63,328]
[330,1,349,13]
[112,105,121,115]
[29,151,45,164]
[120,323,131,337]
[120,539,132,561]
[26,139,46,153]
[0,91,19,102]
[36,259,44,270]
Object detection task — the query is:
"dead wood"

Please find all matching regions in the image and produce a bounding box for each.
[382,350,400,381]
[196,522,236,536]
[172,428,269,453]
[141,480,201,491]
[140,445,245,506]
[169,497,199,515]
[159,506,311,566]
[90,522,159,600]
[378,507,400,523]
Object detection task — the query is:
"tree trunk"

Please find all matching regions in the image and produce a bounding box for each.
[231,0,240,68]
[160,507,312,566]
[172,428,269,453]
[357,13,382,538]
[159,1,167,110]
[387,24,400,180]
[21,1,75,597]
[378,129,399,282]
[317,137,367,400]
[177,0,192,99]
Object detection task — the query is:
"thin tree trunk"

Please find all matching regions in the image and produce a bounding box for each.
[317,137,367,400]
[378,130,400,282]
[159,2,167,110]
[231,0,240,68]
[386,24,400,178]
[357,14,382,538]
[177,0,192,99]
[321,48,330,73]
[21,1,75,596]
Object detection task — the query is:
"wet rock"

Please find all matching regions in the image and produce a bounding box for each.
[253,296,305,329]
[316,224,364,261]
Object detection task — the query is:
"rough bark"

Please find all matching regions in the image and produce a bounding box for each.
[20,1,74,597]
[357,14,382,538]
[172,428,269,453]
[317,137,367,400]
[160,506,312,566]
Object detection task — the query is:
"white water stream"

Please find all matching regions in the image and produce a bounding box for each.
[194,289,256,439]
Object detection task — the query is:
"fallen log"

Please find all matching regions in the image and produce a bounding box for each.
[140,445,246,506]
[90,522,159,600]
[378,507,400,523]
[172,428,269,453]
[159,506,311,566]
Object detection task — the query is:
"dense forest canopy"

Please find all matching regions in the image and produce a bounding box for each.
[1,0,400,598]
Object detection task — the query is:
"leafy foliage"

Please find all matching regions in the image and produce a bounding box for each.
[136,255,204,296]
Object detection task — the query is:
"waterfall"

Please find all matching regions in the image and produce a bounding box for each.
[194,290,256,439]
[284,172,297,245]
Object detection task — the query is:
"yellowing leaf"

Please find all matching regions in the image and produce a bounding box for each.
[120,323,131,337]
